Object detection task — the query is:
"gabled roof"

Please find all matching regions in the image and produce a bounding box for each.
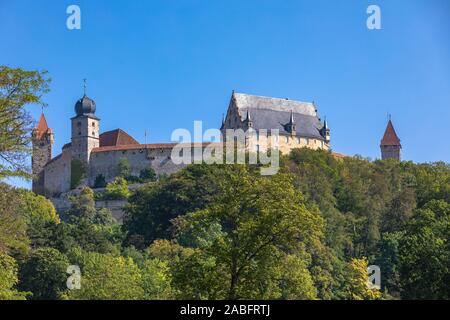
[33,113,52,139]
[230,92,326,140]
[99,129,139,147]
[381,120,401,146]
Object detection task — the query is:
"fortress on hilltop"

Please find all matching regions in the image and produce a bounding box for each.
[32,89,401,198]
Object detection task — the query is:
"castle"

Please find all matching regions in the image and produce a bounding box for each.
[31,89,401,197]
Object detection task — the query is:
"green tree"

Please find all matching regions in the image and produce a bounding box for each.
[65,249,144,300]
[165,165,323,299]
[0,66,50,179]
[397,200,449,299]
[342,258,382,300]
[140,258,173,299]
[0,253,28,300]
[123,164,235,248]
[18,247,69,300]
[104,177,130,200]
[0,183,29,254]
[67,187,96,221]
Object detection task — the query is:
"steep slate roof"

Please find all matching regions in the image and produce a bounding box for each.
[33,113,52,139]
[99,129,139,147]
[381,120,401,146]
[232,93,326,140]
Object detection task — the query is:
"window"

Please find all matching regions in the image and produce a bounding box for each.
[92,122,95,127]
[77,122,81,127]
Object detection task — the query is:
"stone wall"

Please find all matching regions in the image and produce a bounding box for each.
[32,136,53,194]
[89,147,185,185]
[44,147,71,196]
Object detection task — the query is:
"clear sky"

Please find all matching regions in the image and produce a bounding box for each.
[1,0,449,188]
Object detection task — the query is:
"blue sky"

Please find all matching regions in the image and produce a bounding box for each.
[1,0,449,188]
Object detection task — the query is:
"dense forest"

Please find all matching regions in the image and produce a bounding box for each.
[1,67,449,300]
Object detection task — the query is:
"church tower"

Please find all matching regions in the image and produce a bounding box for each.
[32,112,54,194]
[380,117,401,161]
[71,84,100,165]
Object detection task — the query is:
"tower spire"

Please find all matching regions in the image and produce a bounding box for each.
[289,109,294,124]
[83,78,87,96]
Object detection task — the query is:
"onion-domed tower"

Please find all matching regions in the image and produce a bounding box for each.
[71,80,100,165]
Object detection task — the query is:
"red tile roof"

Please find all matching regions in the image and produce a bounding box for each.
[99,129,139,147]
[32,113,52,139]
[331,152,347,158]
[92,142,214,153]
[381,120,401,146]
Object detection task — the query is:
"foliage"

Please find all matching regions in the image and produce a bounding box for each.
[123,164,231,248]
[70,159,86,189]
[396,200,449,299]
[0,183,29,254]
[1,145,449,300]
[18,247,69,300]
[0,66,50,179]
[104,177,130,200]
[343,258,382,300]
[140,258,173,299]
[65,249,144,300]
[139,167,157,182]
[0,253,28,300]
[150,165,323,299]
[93,174,106,189]
[117,158,131,178]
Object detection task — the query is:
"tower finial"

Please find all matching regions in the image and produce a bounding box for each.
[289,109,294,124]
[83,78,87,96]
[246,109,251,121]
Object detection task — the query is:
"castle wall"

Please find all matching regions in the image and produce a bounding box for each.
[43,147,71,196]
[89,147,186,185]
[246,133,329,154]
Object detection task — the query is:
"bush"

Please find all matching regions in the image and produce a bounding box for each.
[104,177,130,200]
[93,174,106,189]
[71,159,86,189]
[117,159,131,178]
[139,167,157,182]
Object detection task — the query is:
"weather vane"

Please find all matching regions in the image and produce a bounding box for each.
[83,78,87,95]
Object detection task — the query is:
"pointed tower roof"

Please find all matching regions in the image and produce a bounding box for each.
[245,109,251,121]
[33,113,52,139]
[289,110,294,124]
[381,119,401,146]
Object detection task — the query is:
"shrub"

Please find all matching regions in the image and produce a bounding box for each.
[71,159,86,189]
[117,158,131,178]
[104,177,130,200]
[139,167,157,182]
[93,174,106,189]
